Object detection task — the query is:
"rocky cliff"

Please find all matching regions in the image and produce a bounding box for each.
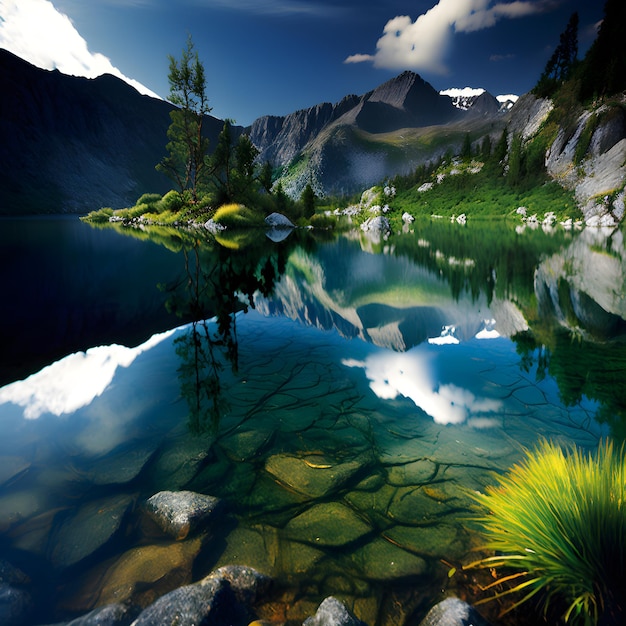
[507,91,626,225]
[249,71,504,198]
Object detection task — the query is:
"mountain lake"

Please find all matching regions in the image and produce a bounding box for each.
[0,215,624,625]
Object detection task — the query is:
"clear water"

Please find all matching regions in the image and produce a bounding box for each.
[0,217,624,625]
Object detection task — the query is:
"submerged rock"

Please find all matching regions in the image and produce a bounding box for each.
[284,502,371,547]
[48,495,135,570]
[303,596,366,626]
[63,601,141,625]
[131,577,230,626]
[0,583,32,626]
[144,490,223,540]
[201,565,271,605]
[79,537,204,610]
[264,454,363,498]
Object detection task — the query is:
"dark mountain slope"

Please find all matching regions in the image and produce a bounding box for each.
[0,49,229,214]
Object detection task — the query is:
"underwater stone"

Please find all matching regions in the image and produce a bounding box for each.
[350,537,428,580]
[144,490,223,540]
[201,565,272,605]
[84,537,204,610]
[382,524,466,561]
[284,502,372,547]
[84,442,159,486]
[131,578,232,626]
[265,454,363,498]
[0,583,32,626]
[147,435,212,492]
[418,597,492,626]
[303,596,366,626]
[63,601,141,625]
[48,494,135,570]
[0,456,30,488]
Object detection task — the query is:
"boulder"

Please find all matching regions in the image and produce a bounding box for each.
[303,596,366,626]
[201,565,271,605]
[284,502,372,547]
[49,495,135,570]
[265,212,295,229]
[131,578,231,626]
[144,490,223,540]
[418,597,492,626]
[64,602,141,625]
[0,583,32,626]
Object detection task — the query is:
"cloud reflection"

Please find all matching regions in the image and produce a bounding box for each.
[0,329,176,419]
[343,349,501,425]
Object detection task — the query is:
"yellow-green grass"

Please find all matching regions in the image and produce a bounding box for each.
[466,440,625,625]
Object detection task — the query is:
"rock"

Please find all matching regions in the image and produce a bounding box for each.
[350,538,428,580]
[265,213,295,229]
[147,435,212,492]
[144,490,223,540]
[418,597,492,626]
[131,577,251,626]
[75,537,203,610]
[360,216,390,235]
[0,456,30,487]
[264,454,363,498]
[0,583,32,626]
[0,561,29,586]
[201,565,271,605]
[49,495,135,570]
[284,502,371,547]
[65,602,141,625]
[83,442,159,485]
[303,596,366,626]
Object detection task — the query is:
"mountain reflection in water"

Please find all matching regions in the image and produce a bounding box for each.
[0,217,624,626]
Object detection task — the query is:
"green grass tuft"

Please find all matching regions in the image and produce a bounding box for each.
[466,440,625,625]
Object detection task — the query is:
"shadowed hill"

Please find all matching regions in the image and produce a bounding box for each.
[0,49,231,214]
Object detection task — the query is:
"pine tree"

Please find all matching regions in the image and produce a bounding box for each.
[534,13,578,97]
[156,36,211,201]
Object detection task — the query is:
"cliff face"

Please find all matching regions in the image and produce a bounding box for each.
[0,49,231,214]
[507,91,626,224]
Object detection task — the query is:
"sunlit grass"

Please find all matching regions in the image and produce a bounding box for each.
[466,440,625,625]
[212,203,265,228]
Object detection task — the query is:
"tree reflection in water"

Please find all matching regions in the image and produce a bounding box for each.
[161,234,294,433]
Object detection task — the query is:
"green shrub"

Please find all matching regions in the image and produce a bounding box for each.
[157,190,184,213]
[309,212,337,229]
[212,203,265,228]
[82,207,114,223]
[136,192,162,206]
[466,440,625,625]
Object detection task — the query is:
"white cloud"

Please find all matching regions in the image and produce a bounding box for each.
[0,329,175,420]
[342,350,502,425]
[345,0,560,74]
[0,0,161,98]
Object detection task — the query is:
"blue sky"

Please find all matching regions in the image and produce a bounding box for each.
[0,0,604,126]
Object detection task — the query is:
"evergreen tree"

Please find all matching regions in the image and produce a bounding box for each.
[258,161,274,194]
[461,133,472,160]
[301,182,316,219]
[157,36,211,201]
[579,0,626,101]
[534,13,578,97]
[210,120,235,203]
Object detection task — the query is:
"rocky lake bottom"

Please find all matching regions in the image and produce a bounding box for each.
[0,309,606,625]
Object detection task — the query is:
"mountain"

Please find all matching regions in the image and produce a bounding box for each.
[0,50,506,213]
[249,72,506,198]
[0,49,233,214]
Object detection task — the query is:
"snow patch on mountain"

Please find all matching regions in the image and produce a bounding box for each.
[440,87,485,110]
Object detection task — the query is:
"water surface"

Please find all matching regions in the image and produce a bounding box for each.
[0,217,624,625]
